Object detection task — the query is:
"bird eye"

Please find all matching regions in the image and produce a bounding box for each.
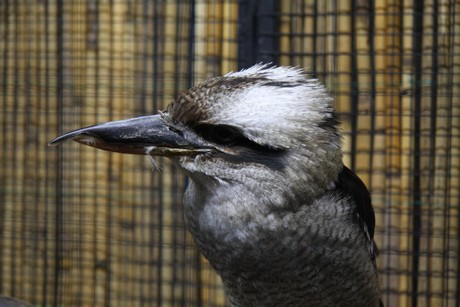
[193,124,240,146]
[212,126,237,144]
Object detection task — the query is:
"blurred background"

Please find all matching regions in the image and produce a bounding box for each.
[0,0,459,306]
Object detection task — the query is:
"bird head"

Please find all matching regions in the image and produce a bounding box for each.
[49,64,343,208]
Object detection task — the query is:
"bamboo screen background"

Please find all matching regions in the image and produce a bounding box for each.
[0,0,459,306]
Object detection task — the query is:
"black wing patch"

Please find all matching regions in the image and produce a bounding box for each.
[335,166,377,258]
[335,166,382,306]
[336,166,375,239]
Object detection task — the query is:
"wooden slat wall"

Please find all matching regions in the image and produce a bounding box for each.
[0,1,459,306]
[0,2,59,304]
[0,1,236,306]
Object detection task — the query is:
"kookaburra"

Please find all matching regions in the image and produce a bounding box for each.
[50,65,381,306]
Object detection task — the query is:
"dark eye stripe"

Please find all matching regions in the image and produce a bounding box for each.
[193,124,248,146]
[192,124,275,151]
[192,123,287,170]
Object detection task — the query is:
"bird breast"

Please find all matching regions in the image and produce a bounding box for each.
[183,181,380,306]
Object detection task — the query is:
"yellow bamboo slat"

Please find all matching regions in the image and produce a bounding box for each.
[206,2,223,75]
[61,3,87,305]
[328,0,351,167]
[431,1,459,305]
[400,1,417,305]
[278,0,291,66]
[448,3,460,305]
[386,1,405,306]
[423,2,442,306]
[372,2,400,305]
[221,1,238,73]
[300,1,316,70]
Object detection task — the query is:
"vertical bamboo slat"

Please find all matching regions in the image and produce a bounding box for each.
[300,1,316,71]
[162,2,180,300]
[8,1,27,298]
[334,0,353,167]
[434,1,459,304]
[110,1,136,304]
[81,1,98,304]
[418,1,438,305]
[373,2,402,305]
[30,3,50,303]
[354,1,372,185]
[386,1,405,306]
[61,3,85,305]
[400,1,417,305]
[424,2,443,305]
[43,3,59,303]
[221,2,238,73]
[278,1,291,66]
[206,2,223,74]
[449,3,460,305]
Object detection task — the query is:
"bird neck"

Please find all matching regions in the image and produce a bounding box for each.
[182,169,331,252]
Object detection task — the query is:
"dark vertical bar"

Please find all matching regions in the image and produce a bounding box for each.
[257,0,278,64]
[237,0,278,69]
[452,2,460,303]
[411,1,424,306]
[105,2,114,306]
[367,0,376,193]
[349,0,358,171]
[151,0,160,114]
[43,0,50,304]
[55,0,65,305]
[187,1,195,90]
[429,2,439,304]
[11,1,19,297]
[311,0,318,76]
[0,0,9,296]
[237,0,257,69]
[22,0,32,296]
[30,1,41,301]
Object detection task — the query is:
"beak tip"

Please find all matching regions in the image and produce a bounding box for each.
[48,131,84,147]
[48,137,63,147]
[48,139,66,146]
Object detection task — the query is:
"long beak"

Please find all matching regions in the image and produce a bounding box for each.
[48,114,211,156]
